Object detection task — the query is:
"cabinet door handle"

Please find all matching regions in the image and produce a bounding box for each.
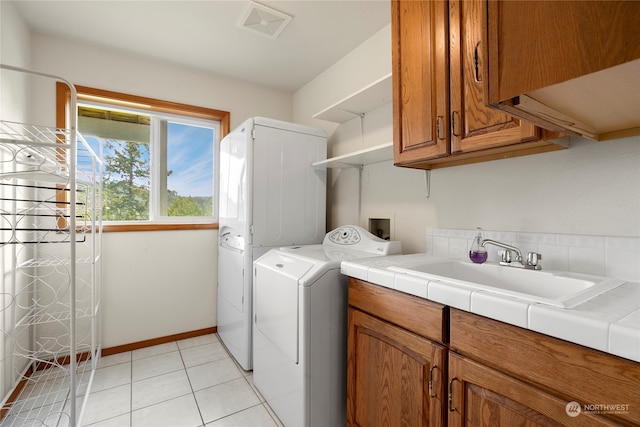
[428,365,438,398]
[473,41,482,83]
[448,377,458,412]
[436,116,445,140]
[451,111,460,137]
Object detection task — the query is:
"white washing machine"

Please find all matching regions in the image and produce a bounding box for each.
[253,225,402,427]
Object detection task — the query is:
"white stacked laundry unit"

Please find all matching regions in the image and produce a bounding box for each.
[217,117,326,370]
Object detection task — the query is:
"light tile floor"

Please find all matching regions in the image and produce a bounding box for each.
[83,334,284,427]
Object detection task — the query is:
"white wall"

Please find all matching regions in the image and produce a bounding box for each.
[102,230,217,347]
[0,0,31,121]
[29,34,293,130]
[294,21,640,255]
[0,0,33,402]
[360,136,640,254]
[21,33,294,348]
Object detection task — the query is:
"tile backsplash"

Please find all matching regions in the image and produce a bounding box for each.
[426,228,640,283]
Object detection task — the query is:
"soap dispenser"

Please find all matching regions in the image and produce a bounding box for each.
[469,227,488,264]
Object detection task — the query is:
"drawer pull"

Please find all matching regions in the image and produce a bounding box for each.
[448,377,458,412]
[428,365,438,398]
[473,41,482,83]
[436,116,445,140]
[451,111,460,137]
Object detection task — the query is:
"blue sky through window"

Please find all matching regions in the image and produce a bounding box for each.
[167,122,214,198]
[84,123,214,198]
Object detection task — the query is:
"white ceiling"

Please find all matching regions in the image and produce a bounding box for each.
[11,0,391,92]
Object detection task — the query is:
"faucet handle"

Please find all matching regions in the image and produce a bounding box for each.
[500,250,512,263]
[526,252,542,267]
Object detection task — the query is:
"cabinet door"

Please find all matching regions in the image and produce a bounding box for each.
[483,1,640,140]
[347,308,446,427]
[486,1,640,104]
[448,353,620,427]
[449,0,537,154]
[392,0,449,165]
[450,309,640,425]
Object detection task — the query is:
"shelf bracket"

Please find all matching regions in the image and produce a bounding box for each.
[338,109,365,119]
[424,170,431,199]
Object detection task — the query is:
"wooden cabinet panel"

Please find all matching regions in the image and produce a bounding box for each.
[449,0,538,153]
[392,0,449,164]
[448,353,619,427]
[485,0,640,140]
[348,278,447,344]
[391,0,564,170]
[449,309,640,425]
[486,1,640,103]
[347,308,446,427]
[346,280,640,426]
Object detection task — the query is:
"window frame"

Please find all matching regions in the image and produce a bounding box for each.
[57,83,228,232]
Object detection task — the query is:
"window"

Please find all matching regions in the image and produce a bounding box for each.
[57,85,229,231]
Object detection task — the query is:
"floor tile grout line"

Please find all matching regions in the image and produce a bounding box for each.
[209,401,269,425]
[130,390,196,416]
[177,340,206,427]
[129,350,133,427]
[240,375,284,426]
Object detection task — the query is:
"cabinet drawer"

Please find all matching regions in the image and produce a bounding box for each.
[348,278,447,344]
[449,309,640,425]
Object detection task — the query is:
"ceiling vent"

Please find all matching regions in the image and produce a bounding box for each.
[237,1,293,39]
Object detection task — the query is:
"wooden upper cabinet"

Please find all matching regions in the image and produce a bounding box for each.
[392,0,565,170]
[392,0,449,164]
[485,1,640,140]
[449,0,538,153]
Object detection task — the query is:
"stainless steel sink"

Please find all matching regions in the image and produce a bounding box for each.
[389,260,625,308]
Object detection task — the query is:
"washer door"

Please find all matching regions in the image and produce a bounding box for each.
[254,251,313,364]
[218,237,245,312]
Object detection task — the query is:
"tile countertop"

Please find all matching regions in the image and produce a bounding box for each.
[341,253,640,364]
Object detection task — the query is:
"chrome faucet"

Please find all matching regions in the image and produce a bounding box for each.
[481,239,542,270]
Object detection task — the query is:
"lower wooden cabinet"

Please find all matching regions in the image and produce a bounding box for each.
[347,279,640,427]
[449,309,640,426]
[347,308,446,427]
[448,352,619,426]
[347,278,448,427]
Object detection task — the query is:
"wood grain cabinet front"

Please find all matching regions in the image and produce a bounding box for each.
[346,279,640,427]
[449,309,640,426]
[347,278,448,427]
[448,0,539,154]
[392,0,564,171]
[347,308,446,427]
[447,352,622,426]
[392,0,450,165]
[484,1,640,140]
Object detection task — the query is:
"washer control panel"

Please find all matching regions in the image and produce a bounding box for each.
[327,226,362,245]
[323,225,402,255]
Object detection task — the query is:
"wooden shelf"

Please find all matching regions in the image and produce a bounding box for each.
[313,74,392,123]
[313,142,393,169]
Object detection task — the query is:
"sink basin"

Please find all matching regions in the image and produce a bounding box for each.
[389,260,624,308]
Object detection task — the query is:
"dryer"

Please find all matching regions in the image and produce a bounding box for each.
[253,225,401,427]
